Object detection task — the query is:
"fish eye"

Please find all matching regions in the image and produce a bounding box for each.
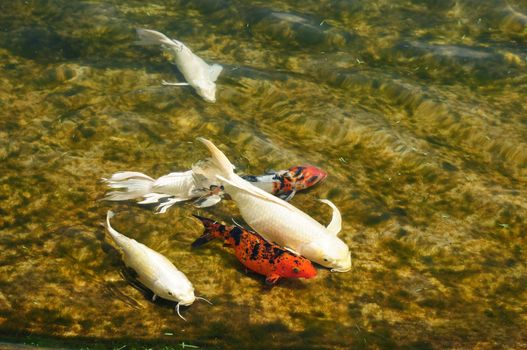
[167,291,173,296]
[323,258,329,262]
[292,267,300,273]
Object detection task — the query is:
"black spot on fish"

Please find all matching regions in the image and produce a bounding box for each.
[241,175,258,182]
[250,243,261,260]
[273,247,285,258]
[293,167,304,177]
[294,259,301,265]
[230,227,243,246]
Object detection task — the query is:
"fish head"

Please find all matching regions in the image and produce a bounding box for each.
[195,80,217,103]
[164,286,196,306]
[158,274,196,305]
[285,165,327,190]
[301,239,351,272]
[279,256,318,279]
[330,251,352,273]
[177,292,197,306]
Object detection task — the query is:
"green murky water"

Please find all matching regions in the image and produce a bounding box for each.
[1,0,526,349]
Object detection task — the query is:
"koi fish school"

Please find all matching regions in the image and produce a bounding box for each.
[98,27,348,321]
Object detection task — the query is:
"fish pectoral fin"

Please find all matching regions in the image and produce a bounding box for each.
[155,197,188,214]
[279,189,296,202]
[193,194,222,208]
[138,193,173,204]
[208,64,223,82]
[318,199,342,235]
[162,80,190,86]
[151,294,157,302]
[265,274,281,285]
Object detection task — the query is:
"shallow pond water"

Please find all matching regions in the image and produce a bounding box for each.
[0,0,526,349]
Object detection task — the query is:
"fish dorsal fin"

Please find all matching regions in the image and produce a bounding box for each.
[318,199,341,235]
[208,64,223,82]
[216,175,293,211]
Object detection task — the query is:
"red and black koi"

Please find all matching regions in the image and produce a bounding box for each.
[191,215,317,285]
[241,165,327,201]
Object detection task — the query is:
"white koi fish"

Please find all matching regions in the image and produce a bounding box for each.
[136,28,223,103]
[103,170,222,213]
[105,211,211,320]
[194,138,352,272]
[103,164,326,213]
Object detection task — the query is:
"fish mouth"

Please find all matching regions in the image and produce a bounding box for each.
[199,89,217,103]
[329,253,352,272]
[178,295,196,306]
[317,172,328,183]
[330,266,351,273]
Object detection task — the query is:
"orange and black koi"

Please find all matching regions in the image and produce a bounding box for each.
[191,215,317,285]
[241,165,327,201]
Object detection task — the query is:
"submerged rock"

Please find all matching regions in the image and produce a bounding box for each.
[246,8,353,49]
[5,26,81,61]
[387,40,516,82]
[500,3,527,40]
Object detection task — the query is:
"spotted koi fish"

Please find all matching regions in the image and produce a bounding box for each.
[191,215,317,285]
[241,165,327,201]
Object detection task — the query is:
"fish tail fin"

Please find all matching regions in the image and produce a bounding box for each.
[135,28,174,47]
[191,215,223,248]
[103,171,154,201]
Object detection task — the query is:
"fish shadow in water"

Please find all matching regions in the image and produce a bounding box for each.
[233,264,312,291]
